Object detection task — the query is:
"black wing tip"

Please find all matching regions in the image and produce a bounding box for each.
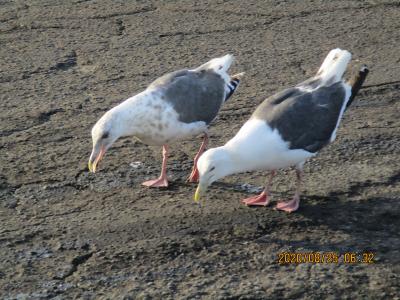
[360,64,369,74]
[224,72,245,102]
[346,63,369,109]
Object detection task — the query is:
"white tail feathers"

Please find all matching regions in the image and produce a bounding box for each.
[195,54,234,75]
[317,48,352,84]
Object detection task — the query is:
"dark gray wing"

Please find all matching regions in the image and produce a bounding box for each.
[149,69,225,124]
[252,82,347,153]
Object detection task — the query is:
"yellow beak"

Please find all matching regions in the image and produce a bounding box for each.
[194,185,201,203]
[88,147,106,173]
[194,183,208,203]
[88,160,95,173]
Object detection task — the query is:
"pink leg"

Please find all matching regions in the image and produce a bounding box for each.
[275,169,302,213]
[242,170,276,206]
[142,145,169,188]
[187,134,209,183]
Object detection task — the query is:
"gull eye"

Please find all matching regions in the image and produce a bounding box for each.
[101,132,109,139]
[209,166,215,172]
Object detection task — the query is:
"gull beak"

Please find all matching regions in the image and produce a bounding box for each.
[194,183,207,204]
[88,146,106,173]
[88,160,95,173]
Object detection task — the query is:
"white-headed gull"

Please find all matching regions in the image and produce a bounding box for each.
[88,55,243,187]
[195,49,369,212]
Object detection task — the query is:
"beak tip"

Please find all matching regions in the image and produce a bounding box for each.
[89,147,105,173]
[194,194,199,203]
[88,162,96,173]
[194,185,204,203]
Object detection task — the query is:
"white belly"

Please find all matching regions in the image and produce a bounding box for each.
[225,119,315,171]
[120,91,207,146]
[101,87,209,149]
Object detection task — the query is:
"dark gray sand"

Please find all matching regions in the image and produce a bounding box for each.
[1,1,399,299]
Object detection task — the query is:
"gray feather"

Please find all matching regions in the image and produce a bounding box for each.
[252,82,347,153]
[149,69,226,124]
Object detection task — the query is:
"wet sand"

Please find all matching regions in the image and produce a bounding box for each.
[1,1,400,298]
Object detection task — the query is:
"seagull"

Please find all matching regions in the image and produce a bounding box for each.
[194,49,369,212]
[88,55,243,187]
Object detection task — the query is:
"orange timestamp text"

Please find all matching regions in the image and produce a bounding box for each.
[277,252,375,264]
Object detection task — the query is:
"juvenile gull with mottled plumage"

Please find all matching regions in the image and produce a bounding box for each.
[195,49,369,212]
[88,55,243,187]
